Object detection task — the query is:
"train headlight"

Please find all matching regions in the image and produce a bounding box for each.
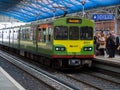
[84,47,87,51]
[84,47,92,51]
[88,47,92,51]
[55,47,65,51]
[61,47,65,51]
[56,48,59,51]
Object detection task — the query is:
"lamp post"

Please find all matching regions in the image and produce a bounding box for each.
[35,0,39,51]
[52,10,56,20]
[81,0,86,17]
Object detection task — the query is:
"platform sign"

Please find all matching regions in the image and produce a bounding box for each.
[92,14,114,21]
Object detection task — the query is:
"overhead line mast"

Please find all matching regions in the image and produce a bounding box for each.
[81,0,86,18]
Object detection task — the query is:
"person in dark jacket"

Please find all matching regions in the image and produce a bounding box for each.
[106,33,110,55]
[106,31,116,58]
[116,36,119,49]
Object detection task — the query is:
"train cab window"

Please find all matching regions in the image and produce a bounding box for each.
[80,27,93,40]
[69,26,79,40]
[54,26,68,40]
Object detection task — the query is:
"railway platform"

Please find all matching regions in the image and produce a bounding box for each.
[93,54,120,74]
[94,54,120,66]
[0,67,25,90]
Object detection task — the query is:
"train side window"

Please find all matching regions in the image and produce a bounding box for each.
[69,26,79,40]
[80,27,93,40]
[54,26,68,40]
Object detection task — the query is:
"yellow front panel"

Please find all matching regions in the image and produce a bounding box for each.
[54,40,93,52]
[65,41,81,52]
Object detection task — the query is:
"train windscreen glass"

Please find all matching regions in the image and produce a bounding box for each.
[80,27,93,40]
[54,26,68,40]
[69,26,79,40]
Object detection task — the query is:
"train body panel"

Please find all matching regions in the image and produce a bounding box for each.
[0,17,94,69]
[0,27,20,48]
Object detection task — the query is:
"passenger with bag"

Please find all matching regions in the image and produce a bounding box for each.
[98,33,106,56]
[94,33,101,56]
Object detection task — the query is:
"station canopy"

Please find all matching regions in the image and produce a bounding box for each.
[0,0,120,22]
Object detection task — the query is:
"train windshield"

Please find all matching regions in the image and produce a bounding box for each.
[54,26,68,40]
[69,26,79,40]
[80,27,93,40]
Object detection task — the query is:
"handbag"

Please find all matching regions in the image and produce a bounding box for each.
[117,45,120,50]
[100,41,105,45]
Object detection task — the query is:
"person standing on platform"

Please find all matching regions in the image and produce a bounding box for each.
[98,32,106,56]
[94,33,101,56]
[106,31,116,58]
[106,32,110,56]
[116,35,119,49]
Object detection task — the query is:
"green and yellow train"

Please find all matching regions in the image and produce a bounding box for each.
[0,17,94,69]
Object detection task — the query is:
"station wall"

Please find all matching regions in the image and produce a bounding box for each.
[94,20,120,36]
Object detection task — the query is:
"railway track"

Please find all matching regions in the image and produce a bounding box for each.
[0,50,120,90]
[65,71,120,90]
[0,50,80,90]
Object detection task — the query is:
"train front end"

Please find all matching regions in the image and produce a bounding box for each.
[52,17,94,68]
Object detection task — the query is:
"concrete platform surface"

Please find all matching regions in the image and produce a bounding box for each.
[94,54,120,66]
[0,67,25,90]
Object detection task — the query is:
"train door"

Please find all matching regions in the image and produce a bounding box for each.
[3,29,9,45]
[48,27,53,42]
[10,29,13,45]
[13,27,20,47]
[37,24,47,43]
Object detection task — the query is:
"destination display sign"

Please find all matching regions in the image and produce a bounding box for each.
[67,18,82,23]
[92,14,114,21]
